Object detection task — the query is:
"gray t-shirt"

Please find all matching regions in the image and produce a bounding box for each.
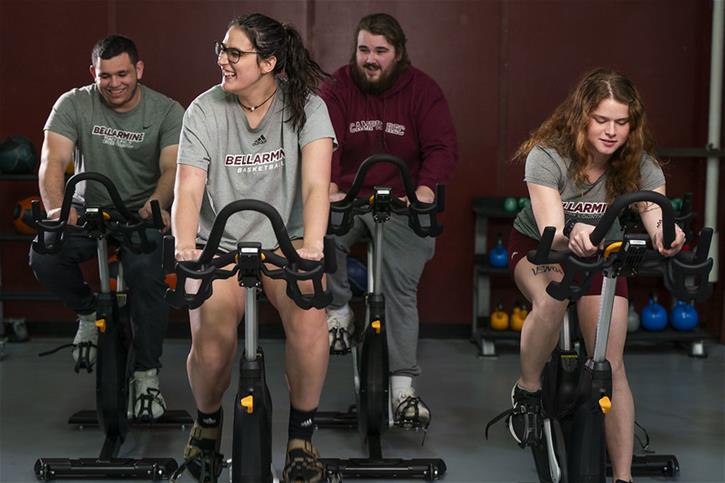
[514,145,665,240]
[177,84,336,251]
[44,84,184,211]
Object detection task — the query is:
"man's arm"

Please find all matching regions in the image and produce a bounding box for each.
[39,131,77,224]
[414,79,458,200]
[138,144,178,230]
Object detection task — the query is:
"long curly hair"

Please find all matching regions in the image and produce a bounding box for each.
[514,68,657,201]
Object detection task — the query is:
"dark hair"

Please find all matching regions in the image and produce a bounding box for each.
[350,13,411,67]
[230,13,329,132]
[514,67,656,201]
[91,34,139,65]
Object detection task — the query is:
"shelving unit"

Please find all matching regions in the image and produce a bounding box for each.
[471,197,519,356]
[471,196,711,358]
[0,174,44,328]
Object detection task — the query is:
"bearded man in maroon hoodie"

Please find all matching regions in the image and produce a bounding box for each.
[320,12,458,429]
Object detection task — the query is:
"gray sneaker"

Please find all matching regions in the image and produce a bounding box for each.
[131,368,166,421]
[393,387,431,429]
[72,314,98,372]
[326,305,355,354]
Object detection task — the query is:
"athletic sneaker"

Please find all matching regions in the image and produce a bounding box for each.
[393,387,431,429]
[131,368,167,421]
[171,410,224,483]
[72,313,98,372]
[326,304,355,354]
[509,384,543,446]
[485,383,543,448]
[283,438,325,483]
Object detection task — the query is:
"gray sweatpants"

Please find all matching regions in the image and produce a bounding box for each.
[328,213,435,377]
[29,229,168,371]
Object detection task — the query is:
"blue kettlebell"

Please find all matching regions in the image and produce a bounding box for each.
[640,296,667,331]
[671,300,699,331]
[489,234,508,268]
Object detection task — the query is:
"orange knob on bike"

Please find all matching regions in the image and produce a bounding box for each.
[241,395,254,414]
[598,396,612,414]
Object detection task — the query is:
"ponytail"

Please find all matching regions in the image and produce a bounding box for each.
[281,25,329,131]
[230,14,329,132]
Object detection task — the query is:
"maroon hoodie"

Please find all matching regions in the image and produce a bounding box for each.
[319,64,458,197]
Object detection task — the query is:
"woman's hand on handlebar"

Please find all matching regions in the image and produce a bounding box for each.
[568,222,599,257]
[175,246,202,262]
[296,244,324,262]
[653,223,686,257]
[46,206,79,225]
[329,182,347,202]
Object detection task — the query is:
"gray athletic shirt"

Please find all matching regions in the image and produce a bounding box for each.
[177,84,336,252]
[44,84,184,211]
[513,146,665,240]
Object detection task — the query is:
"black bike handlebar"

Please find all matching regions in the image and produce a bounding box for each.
[329,154,445,237]
[31,172,163,255]
[589,191,675,247]
[163,199,336,311]
[528,190,712,302]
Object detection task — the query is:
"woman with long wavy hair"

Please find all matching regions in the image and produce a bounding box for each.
[502,68,684,483]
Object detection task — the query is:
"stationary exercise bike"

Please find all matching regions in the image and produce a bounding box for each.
[32,172,185,480]
[163,199,336,483]
[318,154,447,481]
[513,191,713,483]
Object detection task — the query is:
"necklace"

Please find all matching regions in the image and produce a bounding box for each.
[240,89,277,112]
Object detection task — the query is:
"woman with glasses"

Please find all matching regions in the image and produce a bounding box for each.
[172,13,335,483]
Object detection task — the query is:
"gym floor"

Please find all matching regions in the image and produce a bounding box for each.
[1,337,723,483]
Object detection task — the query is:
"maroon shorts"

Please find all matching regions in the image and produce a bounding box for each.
[507,229,628,298]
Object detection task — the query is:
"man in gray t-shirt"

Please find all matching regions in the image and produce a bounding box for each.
[29,35,183,421]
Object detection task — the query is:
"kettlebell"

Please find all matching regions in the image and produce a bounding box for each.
[489,233,508,268]
[503,197,518,213]
[640,295,667,331]
[670,197,683,211]
[671,300,699,331]
[490,302,509,330]
[510,302,527,332]
[627,302,640,332]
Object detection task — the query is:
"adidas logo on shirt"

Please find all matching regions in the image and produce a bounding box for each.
[252,135,267,146]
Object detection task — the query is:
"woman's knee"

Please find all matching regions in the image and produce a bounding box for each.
[283,309,325,341]
[190,339,235,374]
[531,297,568,323]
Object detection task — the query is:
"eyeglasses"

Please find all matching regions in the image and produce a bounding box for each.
[214,41,258,64]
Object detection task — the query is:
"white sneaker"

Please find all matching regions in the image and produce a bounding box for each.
[326,305,355,354]
[131,368,166,421]
[393,387,431,429]
[72,314,98,371]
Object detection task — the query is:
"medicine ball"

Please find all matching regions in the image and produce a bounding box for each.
[12,196,45,235]
[0,136,38,174]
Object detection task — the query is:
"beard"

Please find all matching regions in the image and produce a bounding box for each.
[351,61,405,95]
